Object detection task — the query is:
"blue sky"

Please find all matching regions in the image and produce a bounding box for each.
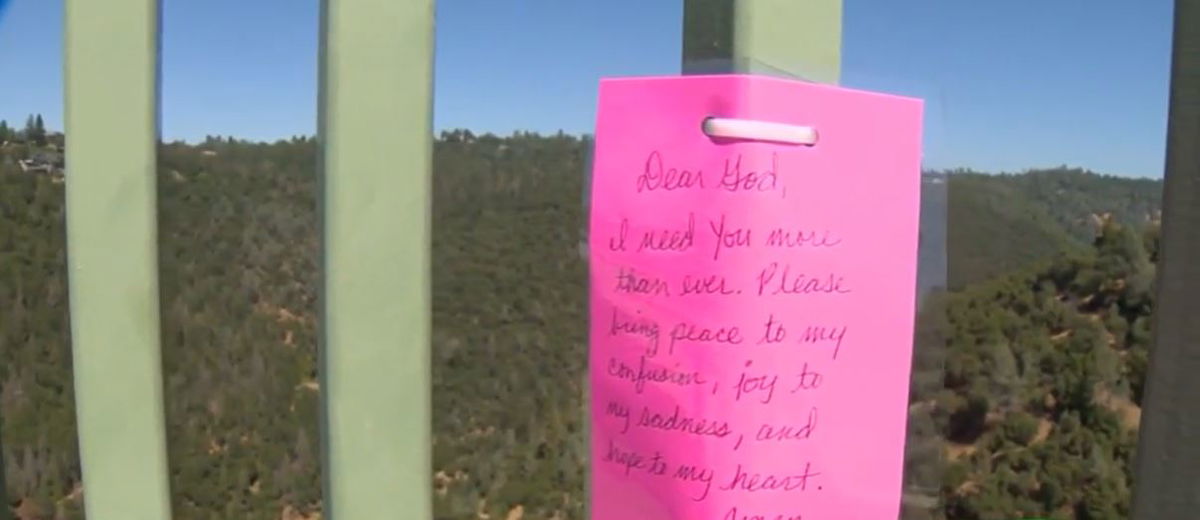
[0,0,1174,177]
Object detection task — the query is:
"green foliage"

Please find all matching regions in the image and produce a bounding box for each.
[936,216,1159,519]
[21,114,47,147]
[1000,411,1039,446]
[944,167,1161,288]
[1,134,1162,519]
[946,172,1079,288]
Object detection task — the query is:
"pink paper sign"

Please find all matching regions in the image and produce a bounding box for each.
[588,75,924,520]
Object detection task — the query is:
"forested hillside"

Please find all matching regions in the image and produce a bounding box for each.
[0,126,1164,519]
[945,168,1161,288]
[932,217,1157,519]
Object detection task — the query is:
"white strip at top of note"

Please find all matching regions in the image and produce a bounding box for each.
[702,117,818,145]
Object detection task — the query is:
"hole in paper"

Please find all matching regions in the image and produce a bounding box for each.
[701,117,818,146]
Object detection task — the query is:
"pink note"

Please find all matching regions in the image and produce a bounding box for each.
[588,75,923,520]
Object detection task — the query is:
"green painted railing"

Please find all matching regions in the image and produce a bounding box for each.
[55,1,842,518]
[64,1,172,518]
[318,0,433,518]
[34,0,1195,518]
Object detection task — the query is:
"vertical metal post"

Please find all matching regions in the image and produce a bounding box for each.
[1131,0,1200,517]
[63,0,174,519]
[0,0,6,497]
[318,0,434,518]
[0,416,7,520]
[681,3,940,517]
[682,0,842,82]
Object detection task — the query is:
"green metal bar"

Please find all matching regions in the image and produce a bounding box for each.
[1131,0,1200,517]
[63,1,173,519]
[0,416,7,520]
[317,0,434,518]
[685,3,940,514]
[682,3,944,517]
[682,0,842,82]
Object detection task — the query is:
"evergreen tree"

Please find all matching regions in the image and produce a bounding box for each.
[23,114,36,141]
[32,114,47,146]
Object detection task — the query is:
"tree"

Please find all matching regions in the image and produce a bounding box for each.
[33,114,47,146]
[948,390,990,443]
[20,114,47,146]
[1001,411,1040,446]
[23,114,35,141]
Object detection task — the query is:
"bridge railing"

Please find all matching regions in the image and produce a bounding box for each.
[5,0,1194,519]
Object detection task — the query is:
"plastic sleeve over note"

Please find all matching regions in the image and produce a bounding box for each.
[587,75,924,520]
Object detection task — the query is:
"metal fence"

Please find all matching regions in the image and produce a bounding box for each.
[17,0,1200,518]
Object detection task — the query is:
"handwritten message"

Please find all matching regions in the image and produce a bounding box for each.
[588,76,924,519]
